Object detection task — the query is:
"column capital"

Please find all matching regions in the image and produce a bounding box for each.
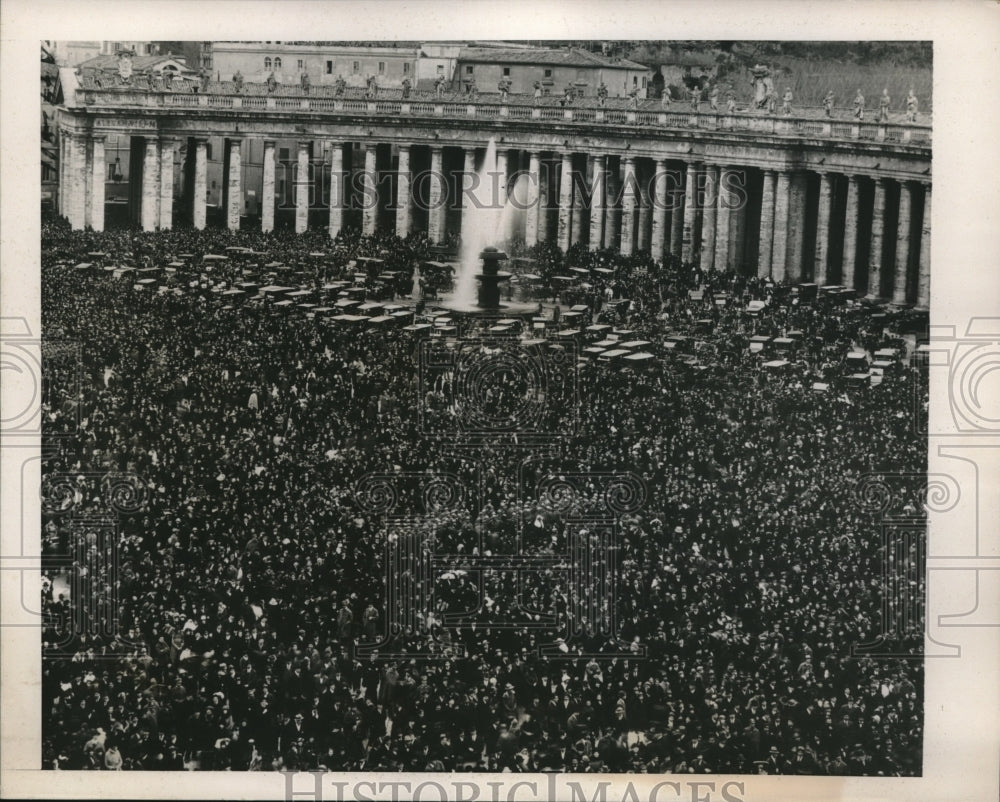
[430,144,444,154]
[263,138,277,148]
[921,180,932,190]
[89,132,107,144]
[397,143,411,152]
[193,136,210,145]
[295,139,310,150]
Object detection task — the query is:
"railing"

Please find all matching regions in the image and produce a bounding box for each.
[74,87,932,147]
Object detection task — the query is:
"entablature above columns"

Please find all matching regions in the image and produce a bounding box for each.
[59,106,931,184]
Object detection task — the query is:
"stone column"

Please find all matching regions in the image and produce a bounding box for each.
[428,145,445,244]
[813,171,834,286]
[757,169,776,278]
[841,174,860,290]
[225,138,243,231]
[699,164,718,272]
[58,132,65,217]
[328,142,344,239]
[141,137,161,232]
[604,158,620,249]
[868,177,888,299]
[586,154,605,252]
[294,140,310,234]
[159,139,176,231]
[785,171,807,282]
[771,170,791,282]
[713,167,731,272]
[637,162,651,252]
[570,156,584,247]
[681,161,699,263]
[63,133,87,231]
[650,158,668,263]
[395,145,412,239]
[192,138,208,230]
[620,156,637,256]
[362,144,378,235]
[260,140,276,233]
[670,165,684,258]
[88,135,106,232]
[84,137,94,230]
[892,181,914,306]
[538,156,551,243]
[525,151,541,247]
[557,151,573,251]
[916,183,931,309]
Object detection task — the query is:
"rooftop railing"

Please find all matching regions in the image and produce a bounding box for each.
[74,85,933,147]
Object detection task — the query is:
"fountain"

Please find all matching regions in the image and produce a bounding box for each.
[436,138,538,317]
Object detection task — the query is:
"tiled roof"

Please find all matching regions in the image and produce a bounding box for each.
[459,47,646,71]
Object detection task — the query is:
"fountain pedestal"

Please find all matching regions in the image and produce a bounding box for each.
[476,247,510,309]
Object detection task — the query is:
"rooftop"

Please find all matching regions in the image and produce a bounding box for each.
[458,47,647,71]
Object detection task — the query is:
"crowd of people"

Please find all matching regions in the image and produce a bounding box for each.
[40,214,925,775]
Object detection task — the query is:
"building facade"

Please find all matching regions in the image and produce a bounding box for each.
[211,42,420,89]
[55,75,932,308]
[455,47,649,97]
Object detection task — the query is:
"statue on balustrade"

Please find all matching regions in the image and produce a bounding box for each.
[853,89,866,120]
[766,88,777,114]
[366,74,378,98]
[467,77,478,99]
[690,85,700,111]
[596,82,608,107]
[300,71,311,94]
[401,77,412,99]
[435,75,447,97]
[781,87,793,116]
[660,87,671,109]
[334,75,347,96]
[750,64,774,109]
[709,85,719,111]
[498,77,511,102]
[267,72,277,93]
[905,88,918,122]
[823,90,835,118]
[879,88,890,122]
[726,89,737,113]
[162,70,173,90]
[199,68,210,93]
[563,84,575,106]
[628,88,639,109]
[232,70,244,94]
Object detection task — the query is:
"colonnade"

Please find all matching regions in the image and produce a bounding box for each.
[57,129,931,307]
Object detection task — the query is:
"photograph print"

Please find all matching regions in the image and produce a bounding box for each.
[38,38,931,776]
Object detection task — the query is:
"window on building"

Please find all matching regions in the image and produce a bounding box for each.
[297,59,304,71]
[642,76,647,88]
[326,60,333,74]
[403,62,410,74]
[633,76,638,87]
[274,57,282,70]
[503,67,510,77]
[544,69,552,78]
[352,60,360,73]
[264,57,272,70]
[279,147,290,162]
[378,61,385,74]
[466,65,473,74]
[436,64,444,76]
[205,143,212,160]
